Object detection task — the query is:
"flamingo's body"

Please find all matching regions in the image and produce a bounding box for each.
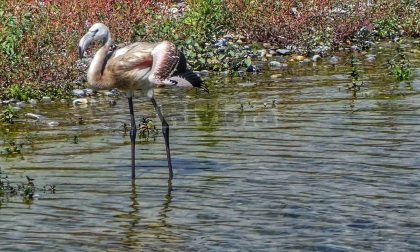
[79,23,203,180]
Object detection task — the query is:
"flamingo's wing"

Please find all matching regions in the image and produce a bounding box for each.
[105,42,155,77]
[149,41,203,88]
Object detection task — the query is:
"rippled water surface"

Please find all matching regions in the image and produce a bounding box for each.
[1,41,420,251]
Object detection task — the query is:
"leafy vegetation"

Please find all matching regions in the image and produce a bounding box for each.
[0,105,19,124]
[0,0,418,101]
[387,40,412,81]
[0,167,55,206]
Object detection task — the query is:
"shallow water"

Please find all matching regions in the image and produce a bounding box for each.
[1,41,420,251]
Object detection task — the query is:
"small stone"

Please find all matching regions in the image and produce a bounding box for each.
[83,88,94,96]
[72,98,88,106]
[246,65,260,72]
[25,113,44,120]
[301,58,311,64]
[104,91,114,97]
[237,70,245,77]
[292,55,305,61]
[269,61,287,69]
[350,45,359,51]
[365,54,376,62]
[200,70,209,75]
[313,45,330,53]
[60,99,67,104]
[276,49,291,55]
[328,56,340,64]
[238,82,256,87]
[47,121,59,127]
[42,96,52,103]
[16,102,25,108]
[270,74,282,79]
[312,55,322,61]
[28,99,38,105]
[263,42,271,48]
[72,89,85,97]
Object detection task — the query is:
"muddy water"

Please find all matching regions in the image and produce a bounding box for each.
[1,41,419,251]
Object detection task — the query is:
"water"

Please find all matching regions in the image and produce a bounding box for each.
[1,41,419,251]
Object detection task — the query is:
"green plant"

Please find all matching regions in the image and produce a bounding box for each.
[138,118,158,141]
[348,54,363,91]
[387,40,412,81]
[0,168,56,206]
[0,105,19,124]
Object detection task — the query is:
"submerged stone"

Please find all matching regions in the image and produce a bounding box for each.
[312,55,322,61]
[28,99,38,105]
[276,49,291,55]
[72,89,85,97]
[47,121,59,127]
[42,96,52,103]
[25,113,44,120]
[72,98,88,106]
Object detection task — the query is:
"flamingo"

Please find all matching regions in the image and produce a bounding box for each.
[78,23,204,180]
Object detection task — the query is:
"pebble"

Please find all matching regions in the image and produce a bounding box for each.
[72,89,85,97]
[269,61,287,69]
[72,98,88,106]
[350,45,359,51]
[270,74,282,79]
[238,82,256,87]
[28,99,38,105]
[312,55,322,61]
[47,121,59,127]
[25,113,44,120]
[263,42,271,48]
[104,91,115,97]
[365,54,376,61]
[329,56,340,64]
[314,45,330,54]
[83,88,94,96]
[42,96,52,103]
[276,49,291,55]
[16,102,25,108]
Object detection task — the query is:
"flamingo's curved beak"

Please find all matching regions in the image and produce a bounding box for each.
[78,32,94,59]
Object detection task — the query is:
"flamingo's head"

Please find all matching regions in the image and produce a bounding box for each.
[79,23,110,59]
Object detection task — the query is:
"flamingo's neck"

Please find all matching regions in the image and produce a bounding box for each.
[87,33,112,87]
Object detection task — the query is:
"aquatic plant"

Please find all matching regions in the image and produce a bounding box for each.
[348,54,363,91]
[0,168,56,206]
[138,118,159,141]
[0,105,19,124]
[387,40,412,81]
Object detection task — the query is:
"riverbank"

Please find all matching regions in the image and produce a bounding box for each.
[0,0,418,102]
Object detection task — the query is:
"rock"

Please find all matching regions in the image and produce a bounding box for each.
[104,91,115,97]
[313,45,330,54]
[269,61,287,69]
[238,82,256,87]
[25,113,44,120]
[276,49,291,55]
[365,54,376,62]
[83,88,94,96]
[47,121,59,127]
[16,102,25,108]
[72,89,85,97]
[246,65,260,72]
[350,45,359,51]
[42,96,52,103]
[258,49,267,57]
[200,70,209,75]
[215,39,227,47]
[301,58,312,64]
[28,99,38,105]
[60,99,67,104]
[72,98,88,106]
[238,70,245,77]
[312,55,322,61]
[328,56,340,64]
[270,74,282,79]
[263,42,271,48]
[292,55,305,61]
